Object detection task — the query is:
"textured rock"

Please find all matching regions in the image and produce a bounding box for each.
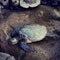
[1,0,9,6]
[0,52,15,60]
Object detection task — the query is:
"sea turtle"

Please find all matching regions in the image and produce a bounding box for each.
[8,24,47,52]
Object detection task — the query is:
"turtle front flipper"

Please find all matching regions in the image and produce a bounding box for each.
[18,39,34,52]
[10,28,20,38]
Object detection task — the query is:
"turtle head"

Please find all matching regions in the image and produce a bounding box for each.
[8,38,18,45]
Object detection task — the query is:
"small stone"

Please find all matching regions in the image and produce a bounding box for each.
[12,0,19,6]
[1,0,9,6]
[0,52,15,60]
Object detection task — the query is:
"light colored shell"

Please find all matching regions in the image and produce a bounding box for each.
[19,24,47,42]
[20,0,40,8]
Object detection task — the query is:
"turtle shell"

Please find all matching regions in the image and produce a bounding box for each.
[19,24,47,42]
[20,0,40,8]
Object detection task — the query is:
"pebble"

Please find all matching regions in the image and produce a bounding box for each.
[0,52,15,60]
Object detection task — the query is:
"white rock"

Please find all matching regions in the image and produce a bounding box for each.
[1,0,9,6]
[20,0,40,8]
[53,9,60,17]
[12,0,19,6]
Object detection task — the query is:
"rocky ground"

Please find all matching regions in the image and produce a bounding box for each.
[0,5,60,60]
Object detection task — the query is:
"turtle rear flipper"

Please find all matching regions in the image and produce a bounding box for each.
[18,40,34,52]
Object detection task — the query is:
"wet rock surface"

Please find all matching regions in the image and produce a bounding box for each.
[0,5,60,60]
[0,52,15,60]
[24,37,60,60]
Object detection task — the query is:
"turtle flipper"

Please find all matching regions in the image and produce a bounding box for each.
[18,40,34,52]
[11,28,19,38]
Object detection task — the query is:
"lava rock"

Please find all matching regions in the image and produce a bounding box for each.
[0,52,15,60]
